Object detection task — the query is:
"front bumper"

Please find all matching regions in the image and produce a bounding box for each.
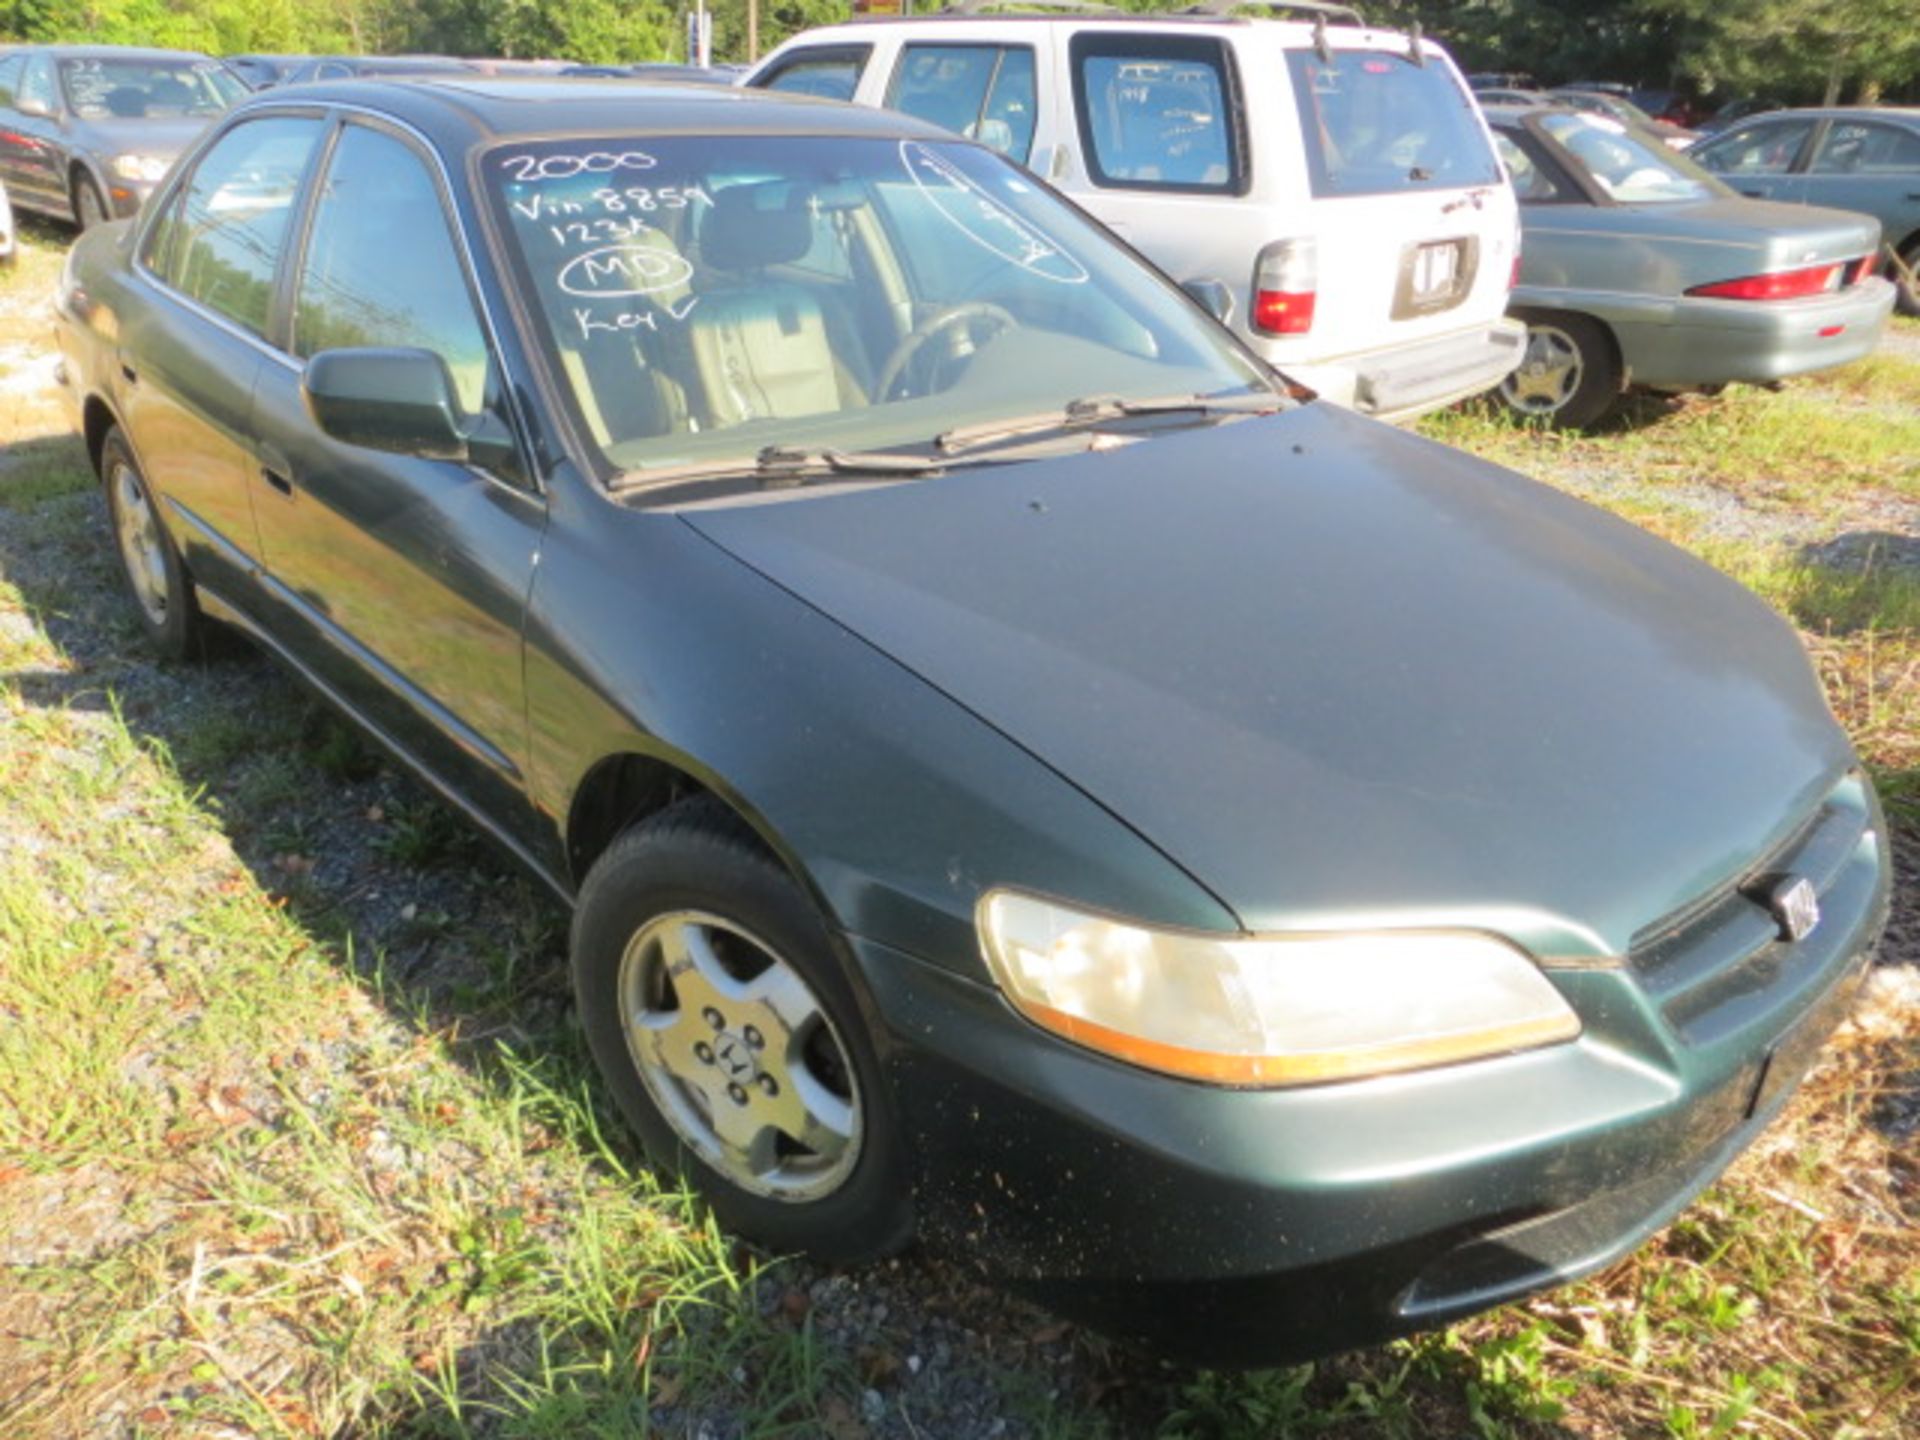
[1516,277,1895,390]
[850,776,1890,1365]
[1279,319,1526,423]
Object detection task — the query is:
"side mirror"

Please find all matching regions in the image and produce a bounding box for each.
[1181,277,1236,326]
[14,95,52,119]
[302,347,516,473]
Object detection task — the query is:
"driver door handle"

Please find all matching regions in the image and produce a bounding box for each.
[260,444,294,498]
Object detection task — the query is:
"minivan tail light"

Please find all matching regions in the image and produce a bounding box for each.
[1252,238,1318,335]
[1686,263,1843,301]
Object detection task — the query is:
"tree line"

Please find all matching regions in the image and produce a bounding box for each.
[0,0,845,66]
[1390,0,1920,107]
[2,0,1916,102]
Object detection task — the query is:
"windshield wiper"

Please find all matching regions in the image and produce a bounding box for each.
[612,443,943,495]
[612,393,1288,495]
[934,390,1288,456]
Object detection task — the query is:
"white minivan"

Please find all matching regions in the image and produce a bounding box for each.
[745,2,1525,420]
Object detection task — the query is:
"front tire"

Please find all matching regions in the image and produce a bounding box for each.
[72,172,109,233]
[1498,310,1623,428]
[572,798,914,1261]
[102,428,202,660]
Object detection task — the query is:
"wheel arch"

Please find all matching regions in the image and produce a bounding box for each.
[1512,303,1625,369]
[81,392,123,478]
[564,748,795,895]
[67,158,104,214]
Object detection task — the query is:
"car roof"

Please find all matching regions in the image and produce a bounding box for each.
[245,76,962,147]
[1480,102,1574,121]
[1773,106,1920,121]
[16,45,222,62]
[1705,106,1920,123]
[769,12,1398,33]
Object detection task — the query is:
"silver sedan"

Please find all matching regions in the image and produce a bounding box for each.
[1488,104,1894,426]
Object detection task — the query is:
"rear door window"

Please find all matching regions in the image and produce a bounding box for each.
[1071,34,1241,193]
[1810,121,1920,174]
[757,46,871,102]
[887,44,1038,161]
[151,115,325,336]
[1284,49,1499,197]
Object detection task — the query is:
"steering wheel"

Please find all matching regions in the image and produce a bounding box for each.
[874,302,1018,401]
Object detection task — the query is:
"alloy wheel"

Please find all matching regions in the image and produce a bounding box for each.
[1501,323,1584,417]
[112,461,170,627]
[618,909,862,1202]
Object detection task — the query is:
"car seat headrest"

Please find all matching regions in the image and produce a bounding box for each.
[703,182,815,272]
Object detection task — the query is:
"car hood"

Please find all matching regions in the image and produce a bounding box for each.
[682,404,1851,956]
[72,115,213,162]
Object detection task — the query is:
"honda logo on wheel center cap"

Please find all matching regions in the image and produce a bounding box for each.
[713,1032,759,1082]
[1767,877,1820,943]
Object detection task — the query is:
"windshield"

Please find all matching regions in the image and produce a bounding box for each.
[59,57,243,119]
[484,135,1274,478]
[1284,49,1501,196]
[1540,112,1722,203]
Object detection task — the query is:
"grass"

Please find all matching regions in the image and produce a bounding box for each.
[0,219,1916,1438]
[1423,370,1920,511]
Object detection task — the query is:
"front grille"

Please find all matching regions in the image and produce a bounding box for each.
[1627,774,1877,1048]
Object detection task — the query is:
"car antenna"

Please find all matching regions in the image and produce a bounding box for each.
[1314,14,1331,62]
[1408,20,1426,66]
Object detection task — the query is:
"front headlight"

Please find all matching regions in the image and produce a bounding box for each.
[978,890,1580,1087]
[109,154,171,184]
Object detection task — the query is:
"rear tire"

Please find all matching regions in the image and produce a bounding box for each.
[102,428,202,661]
[571,797,915,1262]
[1498,310,1623,429]
[1893,239,1920,319]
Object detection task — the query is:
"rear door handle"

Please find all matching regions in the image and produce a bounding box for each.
[119,362,137,385]
[262,468,293,497]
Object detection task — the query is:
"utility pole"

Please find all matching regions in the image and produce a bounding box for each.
[689,0,713,66]
[749,0,760,63]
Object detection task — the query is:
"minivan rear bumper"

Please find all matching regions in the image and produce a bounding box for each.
[1278,318,1526,422]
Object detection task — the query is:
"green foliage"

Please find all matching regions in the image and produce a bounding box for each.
[0,0,695,63]
[704,0,853,65]
[1634,0,1920,103]
[1216,0,1920,105]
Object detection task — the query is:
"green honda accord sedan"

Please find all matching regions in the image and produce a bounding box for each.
[51,78,1890,1365]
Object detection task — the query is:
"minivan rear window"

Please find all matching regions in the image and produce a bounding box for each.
[1284,49,1499,197]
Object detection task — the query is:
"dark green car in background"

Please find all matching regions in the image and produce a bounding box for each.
[52,79,1891,1364]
